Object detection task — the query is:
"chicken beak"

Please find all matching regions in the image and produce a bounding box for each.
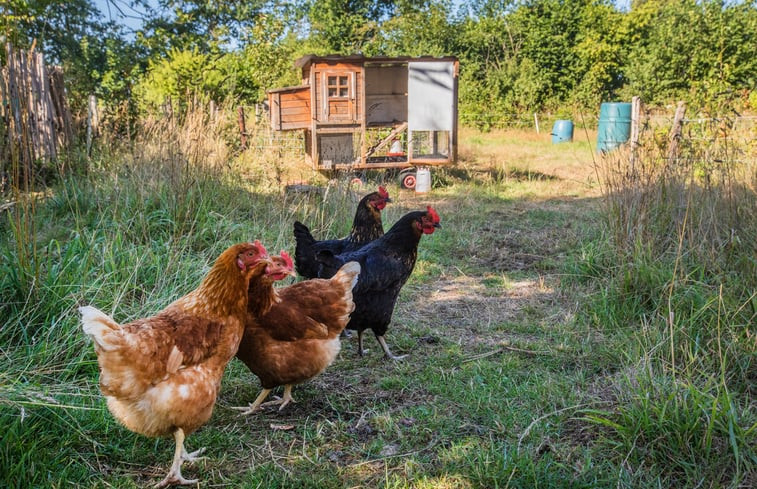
[433,222,442,229]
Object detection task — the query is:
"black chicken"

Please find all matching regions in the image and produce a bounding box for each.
[293,186,391,279]
[314,206,441,360]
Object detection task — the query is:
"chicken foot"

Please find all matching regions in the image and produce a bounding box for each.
[231,388,273,415]
[155,428,200,488]
[232,385,296,416]
[261,385,295,411]
[355,331,406,360]
[377,335,407,361]
[181,446,206,462]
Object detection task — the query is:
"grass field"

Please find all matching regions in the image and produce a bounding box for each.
[1,123,754,488]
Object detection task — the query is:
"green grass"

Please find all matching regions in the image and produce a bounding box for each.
[1,126,754,487]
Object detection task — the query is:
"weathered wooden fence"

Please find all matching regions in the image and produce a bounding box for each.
[1,43,73,184]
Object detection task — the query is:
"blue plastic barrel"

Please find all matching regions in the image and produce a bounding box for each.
[596,102,632,152]
[551,120,574,143]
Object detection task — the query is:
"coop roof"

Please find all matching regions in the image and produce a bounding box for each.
[294,54,458,70]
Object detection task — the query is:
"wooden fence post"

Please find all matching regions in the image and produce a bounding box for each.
[630,96,641,175]
[238,106,247,150]
[86,95,99,156]
[668,101,686,163]
[2,43,73,177]
[49,66,73,149]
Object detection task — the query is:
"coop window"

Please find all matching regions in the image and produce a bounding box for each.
[327,75,350,98]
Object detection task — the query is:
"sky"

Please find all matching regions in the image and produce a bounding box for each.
[94,0,154,34]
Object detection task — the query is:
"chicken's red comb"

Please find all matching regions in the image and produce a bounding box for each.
[426,206,441,223]
[378,186,389,199]
[253,239,268,257]
[279,250,294,270]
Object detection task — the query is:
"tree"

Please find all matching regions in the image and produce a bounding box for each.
[304,0,416,53]
[622,0,757,107]
[362,1,455,57]
[1,0,137,113]
[139,0,272,55]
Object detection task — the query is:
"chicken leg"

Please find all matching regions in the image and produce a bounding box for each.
[357,330,368,356]
[232,385,296,415]
[232,388,273,415]
[377,335,407,361]
[260,385,295,411]
[155,428,200,488]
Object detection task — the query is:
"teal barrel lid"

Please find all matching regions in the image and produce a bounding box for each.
[551,119,574,143]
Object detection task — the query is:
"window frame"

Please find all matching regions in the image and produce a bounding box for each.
[325,73,352,100]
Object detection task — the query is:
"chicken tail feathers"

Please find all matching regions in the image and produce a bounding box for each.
[80,306,121,351]
[293,221,315,245]
[328,261,360,327]
[293,221,319,278]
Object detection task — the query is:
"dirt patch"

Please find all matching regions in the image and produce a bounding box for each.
[398,274,561,353]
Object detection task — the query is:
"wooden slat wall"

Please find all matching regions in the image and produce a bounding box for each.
[1,44,73,176]
[315,75,322,122]
[269,87,311,130]
[280,89,310,129]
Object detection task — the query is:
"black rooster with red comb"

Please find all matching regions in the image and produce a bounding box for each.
[314,206,441,360]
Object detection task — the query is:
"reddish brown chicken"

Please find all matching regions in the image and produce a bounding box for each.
[80,241,271,487]
[234,252,360,414]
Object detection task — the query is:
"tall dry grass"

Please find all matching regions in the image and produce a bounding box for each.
[584,108,756,485]
[599,110,756,274]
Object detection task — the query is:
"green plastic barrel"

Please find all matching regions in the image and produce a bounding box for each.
[551,120,573,143]
[596,102,632,152]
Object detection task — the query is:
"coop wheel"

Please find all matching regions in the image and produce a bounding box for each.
[349,176,364,188]
[401,172,417,189]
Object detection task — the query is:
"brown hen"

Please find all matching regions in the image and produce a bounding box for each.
[81,241,271,487]
[234,252,360,414]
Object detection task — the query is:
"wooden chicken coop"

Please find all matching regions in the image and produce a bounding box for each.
[268,55,459,177]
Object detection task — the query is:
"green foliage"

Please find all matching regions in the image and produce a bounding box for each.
[7,0,756,134]
[304,0,401,53]
[132,4,303,111]
[363,1,455,57]
[140,0,271,53]
[134,47,220,111]
[236,15,303,100]
[457,0,629,124]
[571,1,626,107]
[0,0,139,115]
[620,0,757,106]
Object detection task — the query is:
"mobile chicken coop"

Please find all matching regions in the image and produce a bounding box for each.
[268,54,458,187]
